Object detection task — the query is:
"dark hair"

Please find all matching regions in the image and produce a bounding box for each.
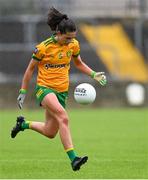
[47,7,76,34]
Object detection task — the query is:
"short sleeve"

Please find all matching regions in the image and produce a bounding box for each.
[72,40,80,57]
[32,44,45,61]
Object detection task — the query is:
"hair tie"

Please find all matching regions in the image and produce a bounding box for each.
[62,14,68,20]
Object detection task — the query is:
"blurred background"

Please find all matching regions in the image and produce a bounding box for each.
[0,0,148,108]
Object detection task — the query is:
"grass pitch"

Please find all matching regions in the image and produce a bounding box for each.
[0,108,147,179]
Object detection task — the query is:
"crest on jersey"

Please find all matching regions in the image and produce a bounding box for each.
[34,47,39,54]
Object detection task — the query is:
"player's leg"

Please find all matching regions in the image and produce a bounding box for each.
[11,92,70,146]
[30,109,59,138]
[42,93,73,149]
[11,109,59,139]
[11,86,59,139]
[42,93,88,171]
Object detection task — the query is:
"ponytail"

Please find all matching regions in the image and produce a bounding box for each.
[47,7,76,34]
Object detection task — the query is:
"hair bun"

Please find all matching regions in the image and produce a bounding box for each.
[62,14,68,20]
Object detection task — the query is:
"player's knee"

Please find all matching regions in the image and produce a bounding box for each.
[57,111,69,126]
[61,116,69,125]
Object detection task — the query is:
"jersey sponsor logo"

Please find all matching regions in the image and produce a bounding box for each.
[44,63,70,69]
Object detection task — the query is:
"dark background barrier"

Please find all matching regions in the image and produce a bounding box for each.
[1,81,147,109]
[0,0,148,108]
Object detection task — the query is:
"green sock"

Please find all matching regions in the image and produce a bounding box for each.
[66,148,77,162]
[21,121,31,130]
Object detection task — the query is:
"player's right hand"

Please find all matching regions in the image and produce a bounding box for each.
[17,89,27,109]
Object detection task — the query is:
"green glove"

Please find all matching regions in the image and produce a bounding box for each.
[91,71,107,86]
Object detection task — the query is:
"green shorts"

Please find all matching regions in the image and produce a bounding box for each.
[35,85,68,108]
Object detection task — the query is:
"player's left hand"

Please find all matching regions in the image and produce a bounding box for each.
[92,71,107,86]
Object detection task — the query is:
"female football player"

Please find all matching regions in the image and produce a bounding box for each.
[11,7,107,171]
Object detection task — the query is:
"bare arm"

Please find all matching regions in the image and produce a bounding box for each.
[73,55,93,76]
[20,59,38,90]
[17,59,38,109]
[73,55,107,86]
